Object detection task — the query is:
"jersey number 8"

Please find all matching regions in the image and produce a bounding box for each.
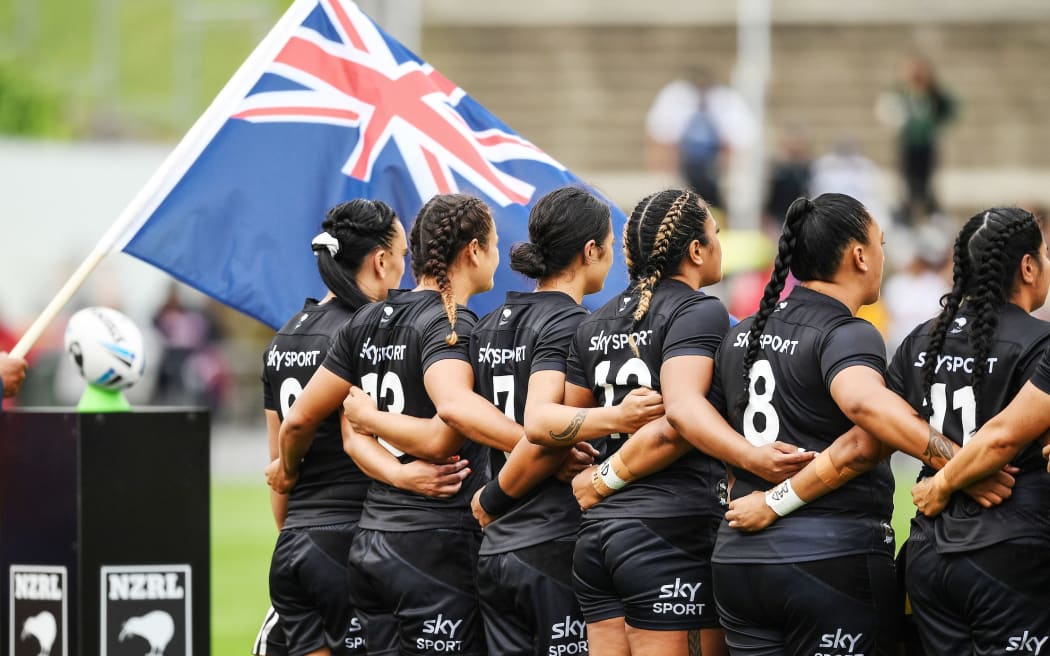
[744,360,780,446]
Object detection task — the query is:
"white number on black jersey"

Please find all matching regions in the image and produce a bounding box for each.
[278,377,304,418]
[928,383,977,445]
[595,358,652,440]
[491,375,517,460]
[744,360,780,446]
[360,372,406,456]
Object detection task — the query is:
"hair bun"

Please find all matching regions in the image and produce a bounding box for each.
[509,242,548,278]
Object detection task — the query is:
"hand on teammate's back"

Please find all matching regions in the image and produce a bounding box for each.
[745,441,815,483]
[617,387,664,433]
[0,352,27,398]
[342,385,378,434]
[725,490,778,532]
[471,488,496,529]
[265,458,299,494]
[571,465,604,512]
[396,457,470,498]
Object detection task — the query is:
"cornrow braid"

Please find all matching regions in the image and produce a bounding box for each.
[734,197,808,419]
[919,221,977,420]
[620,190,710,356]
[629,193,690,355]
[411,194,492,346]
[967,216,1030,421]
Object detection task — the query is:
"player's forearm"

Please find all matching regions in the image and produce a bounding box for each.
[278,413,318,473]
[788,427,886,502]
[358,409,463,461]
[839,385,957,470]
[497,439,572,498]
[437,393,521,453]
[935,420,1022,493]
[610,417,691,480]
[342,419,402,487]
[666,397,752,470]
[525,403,625,447]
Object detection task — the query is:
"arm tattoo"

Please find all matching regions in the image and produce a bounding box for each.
[549,410,588,442]
[922,427,955,467]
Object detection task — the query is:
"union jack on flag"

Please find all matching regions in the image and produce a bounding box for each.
[105,0,627,328]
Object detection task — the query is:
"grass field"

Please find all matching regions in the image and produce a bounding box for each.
[211,463,922,653]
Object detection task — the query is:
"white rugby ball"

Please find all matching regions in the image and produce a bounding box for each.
[64,307,147,390]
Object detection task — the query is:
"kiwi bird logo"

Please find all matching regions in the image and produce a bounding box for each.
[20,611,57,656]
[119,611,175,656]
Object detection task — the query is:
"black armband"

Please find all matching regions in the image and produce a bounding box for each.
[478,478,518,516]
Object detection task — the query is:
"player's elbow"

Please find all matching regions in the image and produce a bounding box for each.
[840,430,885,471]
[839,393,881,428]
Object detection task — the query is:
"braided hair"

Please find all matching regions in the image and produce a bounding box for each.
[622,189,712,354]
[920,208,1042,422]
[315,199,399,311]
[510,186,611,280]
[409,193,493,345]
[734,193,871,418]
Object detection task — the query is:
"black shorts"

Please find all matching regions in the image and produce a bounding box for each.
[477,537,588,656]
[346,528,487,656]
[905,531,1050,656]
[713,553,899,656]
[269,523,365,656]
[253,606,286,656]
[572,516,720,631]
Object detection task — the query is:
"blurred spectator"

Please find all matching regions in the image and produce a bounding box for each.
[810,137,890,225]
[764,124,812,233]
[152,283,230,410]
[645,66,757,210]
[876,55,958,225]
[883,224,951,354]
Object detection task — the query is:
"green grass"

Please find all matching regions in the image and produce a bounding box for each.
[212,480,277,655]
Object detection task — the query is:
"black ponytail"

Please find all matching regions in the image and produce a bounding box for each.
[315,199,399,311]
[509,186,611,280]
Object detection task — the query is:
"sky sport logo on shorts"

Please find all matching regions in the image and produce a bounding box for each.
[815,629,863,656]
[100,564,191,656]
[548,616,587,656]
[418,613,463,652]
[1007,631,1049,654]
[653,577,705,616]
[344,616,364,652]
[10,565,67,656]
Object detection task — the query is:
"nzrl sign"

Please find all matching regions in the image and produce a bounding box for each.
[9,565,68,656]
[100,565,192,656]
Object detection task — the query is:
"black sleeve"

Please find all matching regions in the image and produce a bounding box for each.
[565,331,589,389]
[885,334,912,397]
[663,298,730,362]
[707,357,728,416]
[531,308,587,375]
[321,320,356,383]
[262,346,276,411]
[421,308,477,374]
[820,318,887,391]
[1026,340,1050,395]
[1017,331,1050,388]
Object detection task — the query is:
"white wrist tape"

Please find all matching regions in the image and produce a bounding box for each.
[765,479,806,517]
[599,461,628,490]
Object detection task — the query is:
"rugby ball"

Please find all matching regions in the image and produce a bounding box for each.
[64,307,146,390]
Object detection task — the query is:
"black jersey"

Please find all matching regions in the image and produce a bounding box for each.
[565,279,730,520]
[888,304,1050,551]
[711,285,894,565]
[469,291,588,555]
[323,289,489,532]
[262,298,370,529]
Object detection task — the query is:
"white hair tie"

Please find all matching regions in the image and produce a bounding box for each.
[311,232,340,257]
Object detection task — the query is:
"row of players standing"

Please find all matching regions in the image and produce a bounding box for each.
[261,187,1050,656]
